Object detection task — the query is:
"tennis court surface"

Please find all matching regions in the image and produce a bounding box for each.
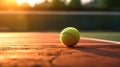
[0,32,120,67]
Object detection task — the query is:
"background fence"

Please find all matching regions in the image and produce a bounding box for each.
[0,11,120,32]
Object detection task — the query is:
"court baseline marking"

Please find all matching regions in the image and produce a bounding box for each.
[81,37,120,45]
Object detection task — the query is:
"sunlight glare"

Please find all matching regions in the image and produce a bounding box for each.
[16,0,24,5]
[64,0,93,5]
[81,0,93,5]
[17,0,45,7]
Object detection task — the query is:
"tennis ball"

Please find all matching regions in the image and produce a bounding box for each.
[60,27,80,47]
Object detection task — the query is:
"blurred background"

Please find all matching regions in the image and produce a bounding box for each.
[0,0,120,32]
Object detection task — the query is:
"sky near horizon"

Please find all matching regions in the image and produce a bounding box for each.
[16,0,93,7]
[66,0,93,5]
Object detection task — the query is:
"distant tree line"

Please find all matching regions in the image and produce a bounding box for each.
[97,0,120,10]
[0,0,120,11]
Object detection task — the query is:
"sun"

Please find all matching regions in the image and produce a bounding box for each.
[16,0,45,7]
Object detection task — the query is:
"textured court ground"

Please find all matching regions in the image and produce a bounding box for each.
[0,32,120,67]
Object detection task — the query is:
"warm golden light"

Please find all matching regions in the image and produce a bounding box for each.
[16,0,24,5]
[16,0,45,7]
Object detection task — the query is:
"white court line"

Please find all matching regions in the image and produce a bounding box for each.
[81,37,120,45]
[0,11,120,15]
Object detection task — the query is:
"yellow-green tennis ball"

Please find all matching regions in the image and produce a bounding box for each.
[60,27,80,47]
